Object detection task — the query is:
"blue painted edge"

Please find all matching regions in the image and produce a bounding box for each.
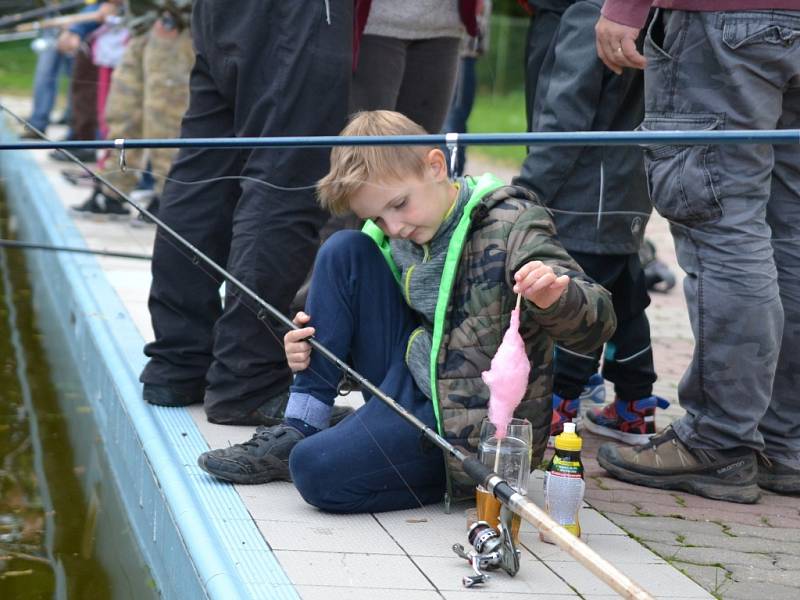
[0,123,299,600]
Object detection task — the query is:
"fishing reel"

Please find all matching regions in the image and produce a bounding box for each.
[452,505,521,588]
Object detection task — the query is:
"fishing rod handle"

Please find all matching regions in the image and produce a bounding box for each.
[509,494,654,599]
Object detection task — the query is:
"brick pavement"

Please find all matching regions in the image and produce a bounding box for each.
[468,155,800,600]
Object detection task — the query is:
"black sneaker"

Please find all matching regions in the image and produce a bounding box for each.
[197,423,304,484]
[71,191,130,220]
[758,455,800,495]
[143,382,205,407]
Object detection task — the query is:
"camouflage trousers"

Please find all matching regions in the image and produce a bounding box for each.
[640,9,800,466]
[101,27,194,197]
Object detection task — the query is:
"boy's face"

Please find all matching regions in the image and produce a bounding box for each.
[349,150,455,245]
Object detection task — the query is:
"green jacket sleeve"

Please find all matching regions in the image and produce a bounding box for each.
[504,203,616,353]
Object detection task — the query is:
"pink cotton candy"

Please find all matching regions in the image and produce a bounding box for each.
[481,305,530,440]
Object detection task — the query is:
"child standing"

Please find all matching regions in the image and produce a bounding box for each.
[198,111,616,513]
[515,0,668,446]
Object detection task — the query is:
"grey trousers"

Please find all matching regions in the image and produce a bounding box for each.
[351,34,460,134]
[640,9,800,467]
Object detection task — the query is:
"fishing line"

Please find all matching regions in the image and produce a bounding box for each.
[94,162,800,247]
[2,105,428,508]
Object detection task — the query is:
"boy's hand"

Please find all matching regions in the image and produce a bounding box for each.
[513,261,570,309]
[284,312,314,372]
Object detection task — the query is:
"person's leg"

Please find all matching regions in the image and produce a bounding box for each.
[202,0,351,421]
[285,231,421,427]
[395,36,460,134]
[28,33,62,132]
[350,34,406,113]
[600,254,657,402]
[585,255,666,445]
[759,85,800,490]
[68,44,98,141]
[198,231,444,502]
[140,16,244,397]
[599,9,800,502]
[290,369,445,513]
[142,28,193,198]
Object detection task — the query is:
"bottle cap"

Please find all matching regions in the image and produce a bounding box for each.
[555,421,582,452]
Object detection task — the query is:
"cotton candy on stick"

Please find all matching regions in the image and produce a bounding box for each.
[481,294,531,473]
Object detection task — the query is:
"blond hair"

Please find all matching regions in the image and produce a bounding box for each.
[317,110,431,215]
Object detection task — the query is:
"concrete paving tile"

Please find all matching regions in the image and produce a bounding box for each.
[727,561,800,587]
[671,546,775,569]
[583,499,642,518]
[725,521,800,541]
[375,505,474,558]
[273,550,433,590]
[603,515,725,537]
[520,530,666,565]
[443,593,577,600]
[295,586,442,600]
[413,554,574,595]
[546,561,713,599]
[579,508,627,536]
[775,554,800,570]
[257,516,403,555]
[712,579,800,600]
[667,562,730,598]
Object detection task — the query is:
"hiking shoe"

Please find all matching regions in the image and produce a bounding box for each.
[597,427,760,504]
[580,373,606,405]
[549,393,580,447]
[143,381,205,407]
[71,191,130,220]
[584,395,670,445]
[197,423,304,484]
[757,455,800,495]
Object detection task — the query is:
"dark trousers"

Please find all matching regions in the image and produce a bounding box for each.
[69,44,97,140]
[289,231,446,513]
[140,0,352,422]
[554,252,656,402]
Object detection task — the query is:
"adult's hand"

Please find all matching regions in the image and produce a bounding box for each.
[595,15,646,75]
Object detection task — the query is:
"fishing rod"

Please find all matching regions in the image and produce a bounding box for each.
[0,0,87,30]
[2,128,800,152]
[1,104,653,599]
[0,238,151,260]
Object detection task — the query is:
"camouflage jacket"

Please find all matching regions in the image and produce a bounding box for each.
[365,173,616,503]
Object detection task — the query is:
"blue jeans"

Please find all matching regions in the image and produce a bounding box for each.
[288,231,446,513]
[29,32,72,132]
[641,10,800,466]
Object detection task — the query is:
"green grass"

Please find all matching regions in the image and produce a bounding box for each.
[0,40,37,95]
[468,90,527,167]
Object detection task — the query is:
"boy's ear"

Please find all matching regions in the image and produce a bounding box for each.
[426,148,448,181]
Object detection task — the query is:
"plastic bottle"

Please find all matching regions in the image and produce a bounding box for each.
[541,422,585,543]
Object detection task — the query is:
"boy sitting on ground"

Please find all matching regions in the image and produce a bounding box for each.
[197,110,616,513]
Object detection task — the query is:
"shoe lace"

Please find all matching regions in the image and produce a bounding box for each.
[240,425,282,449]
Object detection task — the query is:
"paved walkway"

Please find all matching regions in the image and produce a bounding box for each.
[473,155,800,600]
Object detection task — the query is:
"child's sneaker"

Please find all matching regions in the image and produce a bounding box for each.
[71,191,130,220]
[579,373,606,405]
[584,395,670,445]
[548,393,580,447]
